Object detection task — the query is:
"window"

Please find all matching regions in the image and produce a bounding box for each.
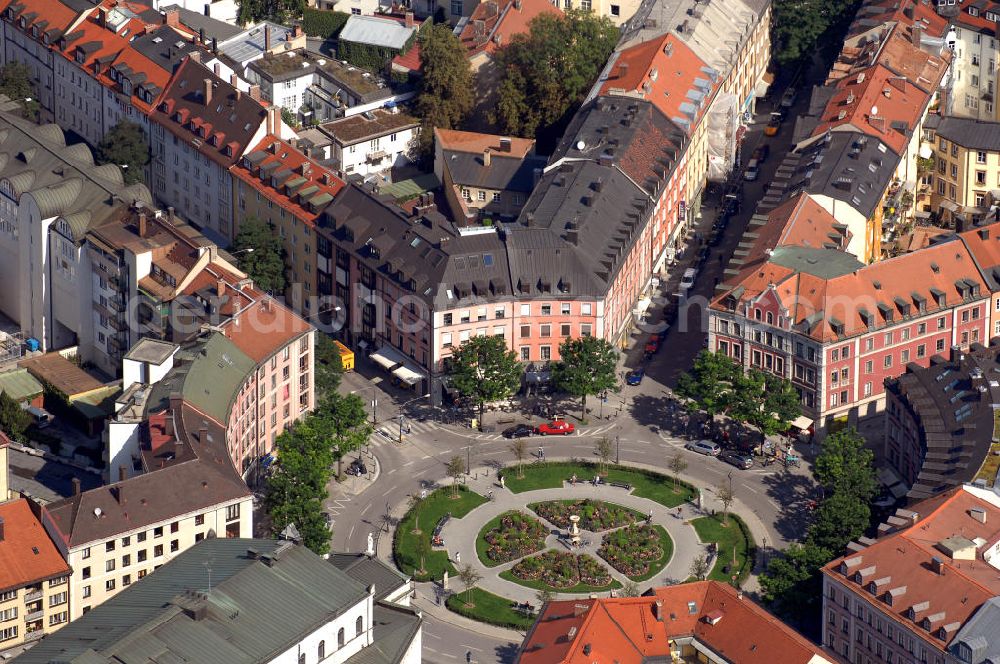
[541,304,552,315]
[170,522,179,534]
[610,3,620,14]
[937,339,946,352]
[918,322,926,334]
[356,615,364,636]
[450,0,462,14]
[106,579,116,592]
[154,526,163,538]
[520,325,530,338]
[106,541,115,553]
[49,575,68,587]
[581,303,592,315]
[154,544,163,557]
[492,192,501,202]
[338,627,346,647]
[49,592,67,607]
[863,382,872,397]
[195,514,204,526]
[901,349,910,363]
[938,316,946,330]
[520,304,530,316]
[884,354,893,368]
[477,191,486,201]
[106,560,115,572]
[0,626,17,642]
[48,611,67,627]
[978,171,987,185]
[520,346,530,361]
[82,547,91,559]
[226,504,240,521]
[540,345,551,360]
[318,641,325,659]
[978,151,988,164]
[82,586,91,599]
[298,655,305,664]
[561,324,571,336]
[82,566,91,580]
[540,324,551,337]
[917,344,926,358]
[137,549,147,563]
[442,332,452,347]
[137,532,146,543]
[581,324,592,337]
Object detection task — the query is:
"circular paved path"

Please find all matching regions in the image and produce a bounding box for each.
[438,471,711,601]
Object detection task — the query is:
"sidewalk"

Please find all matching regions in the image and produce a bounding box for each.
[411,582,526,641]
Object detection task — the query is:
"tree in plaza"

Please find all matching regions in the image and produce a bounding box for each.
[729,368,801,437]
[759,542,833,621]
[457,563,482,607]
[689,554,710,581]
[667,451,688,493]
[446,335,523,431]
[414,23,474,157]
[96,121,150,185]
[0,391,31,443]
[313,334,344,402]
[594,436,613,474]
[675,350,740,417]
[0,63,39,121]
[230,217,288,294]
[264,418,335,554]
[621,581,641,597]
[446,455,466,496]
[493,11,618,138]
[813,427,877,503]
[807,491,873,554]
[509,437,528,479]
[715,482,735,526]
[551,336,618,422]
[321,392,372,480]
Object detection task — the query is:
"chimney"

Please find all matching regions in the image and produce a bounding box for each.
[217,279,226,298]
[199,27,206,44]
[119,465,127,482]
[653,600,664,621]
[249,84,261,101]
[971,507,987,524]
[163,8,179,26]
[499,137,512,152]
[483,148,491,167]
[188,51,202,64]
[204,78,213,105]
[199,426,208,444]
[292,24,303,38]
[264,25,271,52]
[618,62,629,79]
[212,36,218,54]
[266,106,276,135]
[405,11,414,27]
[138,212,148,237]
[168,206,175,224]
[573,603,589,617]
[213,62,221,76]
[912,24,922,47]
[72,477,81,496]
[931,556,945,575]
[230,74,238,87]
[98,8,107,27]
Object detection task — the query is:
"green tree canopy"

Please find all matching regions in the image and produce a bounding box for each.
[0,390,30,442]
[759,542,832,617]
[772,0,858,66]
[231,217,288,293]
[320,392,372,479]
[493,10,618,138]
[96,121,150,185]
[446,335,522,429]
[729,368,801,437]
[313,334,344,401]
[552,336,618,421]
[813,428,877,502]
[676,350,740,416]
[414,23,474,157]
[0,63,39,121]
[237,0,303,25]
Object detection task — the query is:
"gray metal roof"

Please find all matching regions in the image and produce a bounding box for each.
[339,15,415,50]
[130,25,203,73]
[160,4,242,41]
[937,116,1000,152]
[950,597,1000,663]
[443,150,546,192]
[768,246,864,280]
[328,553,409,602]
[344,603,422,664]
[13,539,377,664]
[218,21,295,64]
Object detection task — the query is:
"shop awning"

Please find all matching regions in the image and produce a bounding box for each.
[632,297,652,321]
[392,362,425,386]
[371,345,408,371]
[790,415,813,431]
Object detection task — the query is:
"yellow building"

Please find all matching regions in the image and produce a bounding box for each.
[931,117,1000,226]
[0,499,72,651]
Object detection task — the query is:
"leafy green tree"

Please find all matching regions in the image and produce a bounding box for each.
[446,335,522,430]
[689,554,709,581]
[807,491,872,554]
[313,334,344,402]
[676,350,740,417]
[0,63,39,121]
[813,428,877,502]
[264,418,335,554]
[321,392,371,480]
[237,0,303,25]
[552,336,618,422]
[772,0,858,66]
[280,107,300,129]
[0,391,30,442]
[446,455,466,496]
[759,543,832,620]
[493,10,617,137]
[414,23,474,157]
[96,121,150,185]
[231,217,288,293]
[729,368,801,437]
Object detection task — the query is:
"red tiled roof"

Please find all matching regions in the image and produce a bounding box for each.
[823,485,1000,653]
[391,41,421,72]
[434,128,535,158]
[0,499,70,593]
[0,0,85,38]
[458,0,561,58]
[599,33,716,134]
[231,135,345,226]
[519,581,830,664]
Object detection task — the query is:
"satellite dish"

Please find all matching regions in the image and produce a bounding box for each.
[576,140,585,151]
[94,507,103,517]
[871,105,878,116]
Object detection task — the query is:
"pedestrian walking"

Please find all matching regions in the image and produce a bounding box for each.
[466,651,472,663]
[455,552,461,564]
[488,490,494,501]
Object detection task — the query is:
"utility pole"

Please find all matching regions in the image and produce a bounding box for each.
[615,435,620,465]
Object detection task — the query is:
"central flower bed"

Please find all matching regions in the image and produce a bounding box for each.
[480,511,547,565]
[530,499,639,531]
[598,524,670,580]
[509,550,613,589]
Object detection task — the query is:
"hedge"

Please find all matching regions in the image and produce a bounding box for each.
[302,8,350,40]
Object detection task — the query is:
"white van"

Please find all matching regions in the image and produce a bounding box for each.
[23,405,52,428]
[679,268,697,290]
[744,159,760,181]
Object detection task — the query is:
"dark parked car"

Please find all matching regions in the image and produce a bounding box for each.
[349,458,368,476]
[502,423,534,439]
[626,368,645,385]
[751,144,769,162]
[720,449,753,470]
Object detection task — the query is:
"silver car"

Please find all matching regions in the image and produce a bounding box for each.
[685,440,721,456]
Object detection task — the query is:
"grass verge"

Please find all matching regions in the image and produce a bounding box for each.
[393,485,487,581]
[503,461,696,507]
[446,587,536,631]
[690,513,755,584]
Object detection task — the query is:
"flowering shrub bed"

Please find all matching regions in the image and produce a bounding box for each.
[509,550,613,589]
[598,524,667,579]
[481,511,547,564]
[530,499,638,531]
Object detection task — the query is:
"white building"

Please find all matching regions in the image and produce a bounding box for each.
[318,108,419,177]
[13,538,423,664]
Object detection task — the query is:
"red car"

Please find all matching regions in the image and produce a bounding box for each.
[645,338,660,354]
[535,420,575,436]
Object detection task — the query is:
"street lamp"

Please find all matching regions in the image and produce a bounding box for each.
[397,393,431,445]
[350,386,378,427]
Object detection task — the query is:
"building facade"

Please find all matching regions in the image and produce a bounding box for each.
[318,109,420,178]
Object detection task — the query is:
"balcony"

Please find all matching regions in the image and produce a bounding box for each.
[24,609,43,622]
[23,628,44,643]
[23,589,41,602]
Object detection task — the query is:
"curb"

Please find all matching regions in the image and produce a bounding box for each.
[411,583,525,642]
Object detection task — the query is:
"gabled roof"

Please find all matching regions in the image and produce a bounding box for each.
[339,14,416,50]
[458,0,561,58]
[434,128,535,158]
[0,499,70,593]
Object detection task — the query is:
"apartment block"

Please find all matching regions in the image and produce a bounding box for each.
[0,499,71,652]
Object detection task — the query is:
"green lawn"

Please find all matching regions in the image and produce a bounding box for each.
[503,461,696,507]
[614,524,673,583]
[690,513,755,583]
[475,511,547,568]
[446,586,537,631]
[499,569,622,594]
[393,486,487,581]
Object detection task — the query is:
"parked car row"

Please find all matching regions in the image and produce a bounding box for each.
[684,440,755,470]
[502,419,577,438]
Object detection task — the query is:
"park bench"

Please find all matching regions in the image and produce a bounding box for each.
[609,481,632,490]
[496,415,516,425]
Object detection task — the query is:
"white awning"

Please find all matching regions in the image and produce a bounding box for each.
[632,297,652,321]
[918,145,933,159]
[790,415,814,431]
[393,363,425,386]
[371,345,407,370]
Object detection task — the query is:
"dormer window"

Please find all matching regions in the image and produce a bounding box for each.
[225,144,234,157]
[29,25,36,37]
[74,48,85,64]
[970,6,979,15]
[18,17,25,28]
[5,9,14,20]
[173,111,182,122]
